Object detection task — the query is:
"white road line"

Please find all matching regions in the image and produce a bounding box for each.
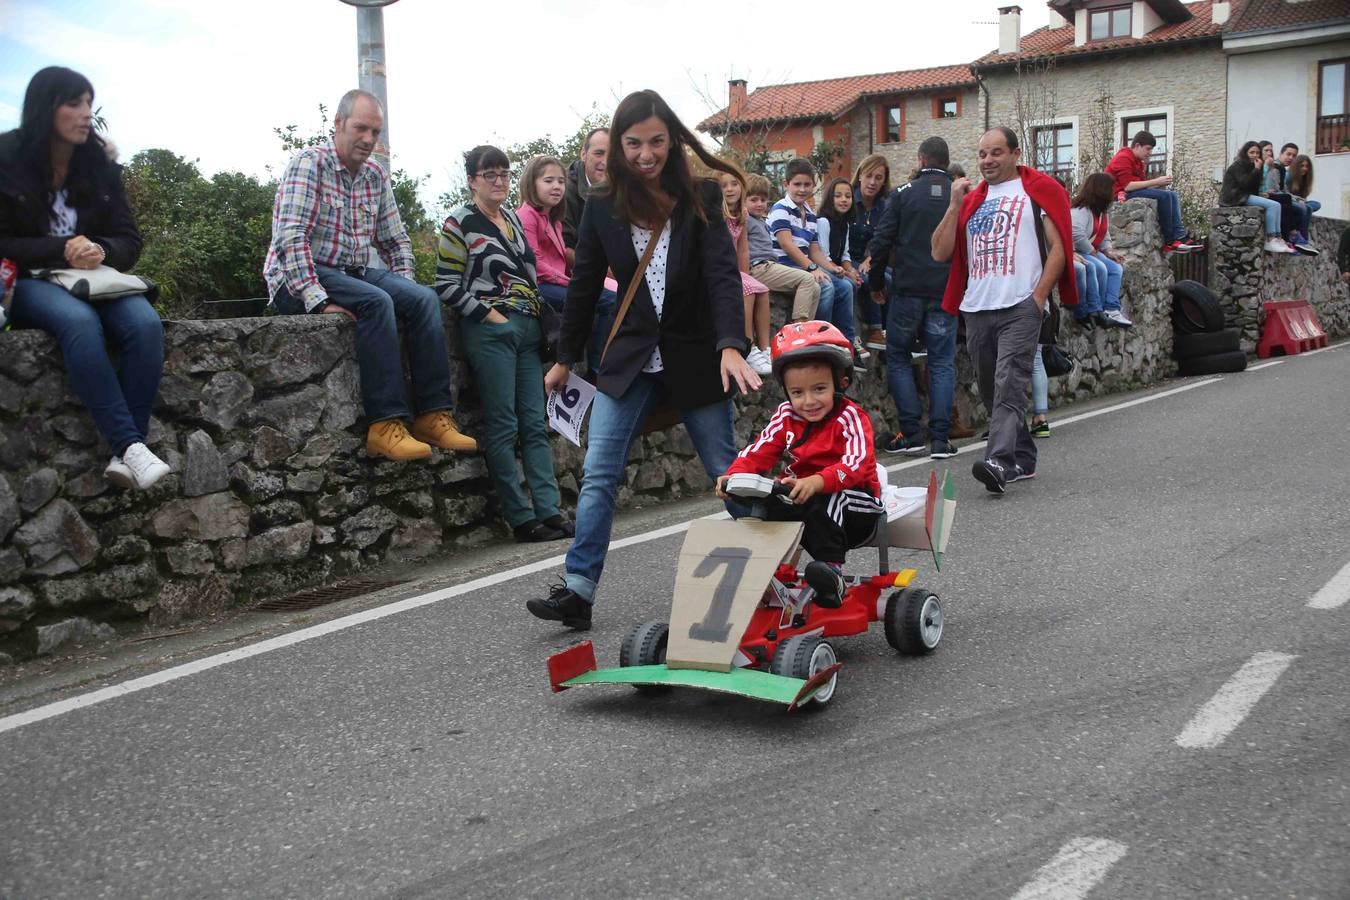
[1011,837,1128,900]
[1246,360,1284,371]
[1175,651,1296,750]
[0,371,1230,735]
[1308,559,1350,610]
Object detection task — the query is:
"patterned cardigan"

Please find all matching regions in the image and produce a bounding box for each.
[435,203,540,322]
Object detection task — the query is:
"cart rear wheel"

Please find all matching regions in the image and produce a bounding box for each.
[619,620,670,694]
[884,588,943,655]
[771,634,838,708]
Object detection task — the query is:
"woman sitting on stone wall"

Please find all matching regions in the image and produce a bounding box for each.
[1221,142,1296,256]
[1070,173,1130,329]
[0,67,170,490]
[435,145,573,544]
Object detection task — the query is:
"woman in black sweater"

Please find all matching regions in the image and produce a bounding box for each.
[0,67,169,489]
[1220,141,1294,256]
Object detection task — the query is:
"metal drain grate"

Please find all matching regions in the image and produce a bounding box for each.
[256,578,409,612]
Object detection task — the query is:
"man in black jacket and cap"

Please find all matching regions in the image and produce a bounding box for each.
[867,136,959,460]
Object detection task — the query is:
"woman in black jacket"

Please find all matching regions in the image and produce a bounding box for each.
[0,67,169,489]
[1219,141,1295,256]
[526,89,760,630]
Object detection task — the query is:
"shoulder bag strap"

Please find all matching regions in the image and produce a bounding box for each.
[601,215,669,365]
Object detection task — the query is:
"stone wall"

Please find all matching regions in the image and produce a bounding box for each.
[0,201,1236,661]
[1209,207,1350,352]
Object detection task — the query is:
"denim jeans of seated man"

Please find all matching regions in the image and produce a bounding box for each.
[271,265,453,423]
[885,294,956,442]
[562,373,748,603]
[537,282,617,374]
[1126,187,1184,243]
[9,279,162,456]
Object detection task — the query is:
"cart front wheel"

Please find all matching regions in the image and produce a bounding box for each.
[619,620,670,694]
[771,634,838,708]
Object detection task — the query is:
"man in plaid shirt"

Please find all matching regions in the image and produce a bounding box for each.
[265,89,476,461]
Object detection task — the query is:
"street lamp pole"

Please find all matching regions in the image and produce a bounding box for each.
[339,0,399,169]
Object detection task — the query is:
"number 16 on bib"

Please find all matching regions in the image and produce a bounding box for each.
[546,372,596,447]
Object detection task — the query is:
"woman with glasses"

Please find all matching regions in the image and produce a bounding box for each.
[435,145,573,543]
[525,90,761,631]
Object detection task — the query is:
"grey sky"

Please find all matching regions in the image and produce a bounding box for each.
[0,0,1049,205]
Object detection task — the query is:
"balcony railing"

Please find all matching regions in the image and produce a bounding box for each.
[1315,114,1349,155]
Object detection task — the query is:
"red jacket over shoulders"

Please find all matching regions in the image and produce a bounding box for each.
[940,165,1078,315]
[725,398,881,497]
[1105,147,1144,195]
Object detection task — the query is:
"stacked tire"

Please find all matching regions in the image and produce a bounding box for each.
[1170,280,1247,375]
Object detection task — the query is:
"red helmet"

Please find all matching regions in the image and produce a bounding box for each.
[770,320,853,382]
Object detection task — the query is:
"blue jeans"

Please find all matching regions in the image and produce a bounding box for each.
[563,373,745,603]
[1126,188,1184,242]
[1243,195,1282,236]
[1080,252,1123,314]
[885,294,956,441]
[1292,198,1319,234]
[9,279,163,456]
[538,281,617,372]
[1074,260,1092,317]
[814,273,857,342]
[272,266,452,423]
[1031,343,1048,415]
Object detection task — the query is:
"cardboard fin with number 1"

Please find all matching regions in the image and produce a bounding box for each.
[665,519,804,673]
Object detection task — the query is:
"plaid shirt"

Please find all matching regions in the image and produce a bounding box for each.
[264,141,415,310]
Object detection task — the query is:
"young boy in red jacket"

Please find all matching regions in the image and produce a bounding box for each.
[717,321,884,607]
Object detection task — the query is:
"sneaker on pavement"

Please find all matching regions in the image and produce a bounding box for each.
[864,328,886,351]
[411,410,478,453]
[1029,419,1051,438]
[526,581,593,630]
[120,442,171,490]
[930,439,957,459]
[367,419,433,461]
[541,514,575,538]
[804,560,844,609]
[104,455,134,489]
[746,346,773,376]
[885,432,927,455]
[1008,463,1037,482]
[971,458,1007,494]
[1103,309,1134,328]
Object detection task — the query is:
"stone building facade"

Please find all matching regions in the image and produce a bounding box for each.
[845,88,984,181]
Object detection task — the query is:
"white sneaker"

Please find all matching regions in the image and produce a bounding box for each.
[121,442,171,490]
[852,338,871,361]
[104,456,134,489]
[1263,237,1291,254]
[1104,309,1134,328]
[747,346,773,376]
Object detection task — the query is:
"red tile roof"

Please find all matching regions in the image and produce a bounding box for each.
[975,0,1224,68]
[698,64,976,133]
[1228,0,1350,35]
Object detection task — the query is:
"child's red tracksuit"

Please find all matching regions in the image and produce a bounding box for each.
[724,397,884,564]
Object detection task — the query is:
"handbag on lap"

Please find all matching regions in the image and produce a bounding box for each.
[35,264,157,303]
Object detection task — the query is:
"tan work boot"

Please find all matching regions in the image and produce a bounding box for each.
[411,410,478,453]
[366,419,433,461]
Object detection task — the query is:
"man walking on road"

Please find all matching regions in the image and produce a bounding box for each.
[265,89,476,462]
[932,127,1075,493]
[867,136,958,461]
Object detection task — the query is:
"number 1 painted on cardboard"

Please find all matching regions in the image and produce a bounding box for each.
[687,546,751,642]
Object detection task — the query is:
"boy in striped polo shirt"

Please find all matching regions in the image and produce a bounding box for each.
[768,159,864,368]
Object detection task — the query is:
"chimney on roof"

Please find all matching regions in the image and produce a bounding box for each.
[728,79,748,120]
[1211,1,1231,25]
[998,5,1023,55]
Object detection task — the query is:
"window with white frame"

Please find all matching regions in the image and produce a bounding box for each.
[1122,113,1169,176]
[1033,123,1076,183]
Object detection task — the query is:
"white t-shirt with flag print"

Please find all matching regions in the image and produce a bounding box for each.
[960,177,1046,313]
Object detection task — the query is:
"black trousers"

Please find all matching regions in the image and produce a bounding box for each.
[766,489,884,564]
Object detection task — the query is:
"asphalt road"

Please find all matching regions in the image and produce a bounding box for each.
[2,345,1348,899]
